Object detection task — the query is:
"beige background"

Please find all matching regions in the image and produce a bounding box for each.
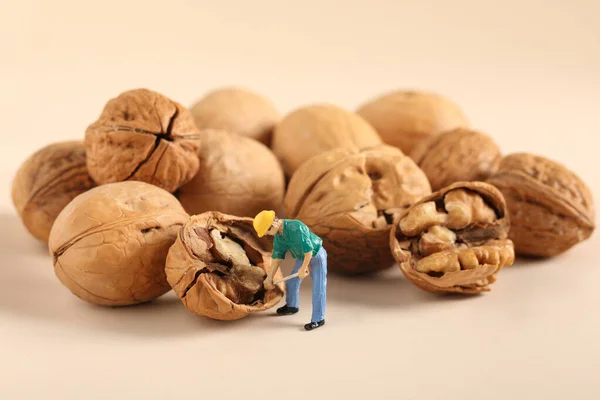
[1,1,599,399]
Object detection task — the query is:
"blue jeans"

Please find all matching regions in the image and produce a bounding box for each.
[285,247,327,323]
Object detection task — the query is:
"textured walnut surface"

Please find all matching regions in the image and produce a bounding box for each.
[284,145,431,274]
[11,141,96,243]
[391,181,514,294]
[85,89,201,192]
[165,212,284,321]
[357,90,469,155]
[487,153,595,257]
[410,128,502,191]
[49,181,189,306]
[271,104,382,177]
[190,87,280,145]
[176,130,285,218]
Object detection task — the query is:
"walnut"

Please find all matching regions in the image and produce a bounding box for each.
[271,104,382,177]
[48,181,189,306]
[409,128,502,191]
[356,90,469,155]
[284,145,431,274]
[189,87,280,145]
[11,141,96,243]
[165,212,284,321]
[390,182,515,294]
[486,153,595,257]
[85,89,201,192]
[176,130,285,218]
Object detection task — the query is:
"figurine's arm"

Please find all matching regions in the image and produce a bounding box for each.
[298,252,312,280]
[263,257,283,290]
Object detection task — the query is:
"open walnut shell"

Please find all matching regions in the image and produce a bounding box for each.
[486,153,595,256]
[85,89,201,192]
[390,182,515,294]
[165,212,284,321]
[284,145,431,274]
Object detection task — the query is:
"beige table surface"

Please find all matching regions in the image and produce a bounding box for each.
[1,1,599,399]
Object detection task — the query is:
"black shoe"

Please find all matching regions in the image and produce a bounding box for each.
[276,305,298,315]
[304,320,325,331]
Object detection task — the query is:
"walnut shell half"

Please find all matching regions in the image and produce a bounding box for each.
[190,87,280,145]
[165,212,284,321]
[176,130,285,218]
[357,90,469,155]
[49,181,189,306]
[410,128,502,191]
[284,145,431,274]
[12,141,96,242]
[486,153,595,257]
[85,89,201,192]
[271,104,382,177]
[390,181,515,294]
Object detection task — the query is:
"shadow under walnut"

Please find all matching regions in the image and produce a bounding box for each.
[165,212,284,321]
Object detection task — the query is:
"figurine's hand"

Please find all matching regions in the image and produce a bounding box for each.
[298,266,310,280]
[263,277,275,291]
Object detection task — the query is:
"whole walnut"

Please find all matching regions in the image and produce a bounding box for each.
[357,90,469,156]
[271,104,382,177]
[165,212,284,321]
[11,141,96,243]
[190,87,280,145]
[410,128,502,191]
[486,153,595,257]
[176,130,285,218]
[284,145,431,274]
[85,89,201,192]
[49,181,189,306]
[390,182,515,294]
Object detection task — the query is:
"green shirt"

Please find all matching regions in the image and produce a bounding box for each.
[272,220,323,260]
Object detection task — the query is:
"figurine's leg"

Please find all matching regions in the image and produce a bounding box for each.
[308,247,327,328]
[283,258,302,309]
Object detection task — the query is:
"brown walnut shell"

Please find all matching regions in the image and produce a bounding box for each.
[486,153,595,257]
[357,90,469,155]
[284,145,431,274]
[49,181,189,306]
[390,181,515,294]
[85,88,201,192]
[12,141,96,243]
[410,128,502,191]
[165,212,284,321]
[176,130,285,218]
[271,104,382,177]
[190,87,280,145]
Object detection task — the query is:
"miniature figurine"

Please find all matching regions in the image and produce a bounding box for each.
[253,210,327,331]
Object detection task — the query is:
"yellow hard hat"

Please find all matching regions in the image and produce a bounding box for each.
[253,210,276,237]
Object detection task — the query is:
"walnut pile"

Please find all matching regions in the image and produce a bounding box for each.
[85,89,201,192]
[410,128,502,191]
[190,87,280,145]
[12,141,96,243]
[165,212,284,320]
[487,153,595,257]
[390,182,515,294]
[357,90,469,155]
[176,129,285,218]
[49,181,189,306]
[271,104,382,177]
[284,145,431,274]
